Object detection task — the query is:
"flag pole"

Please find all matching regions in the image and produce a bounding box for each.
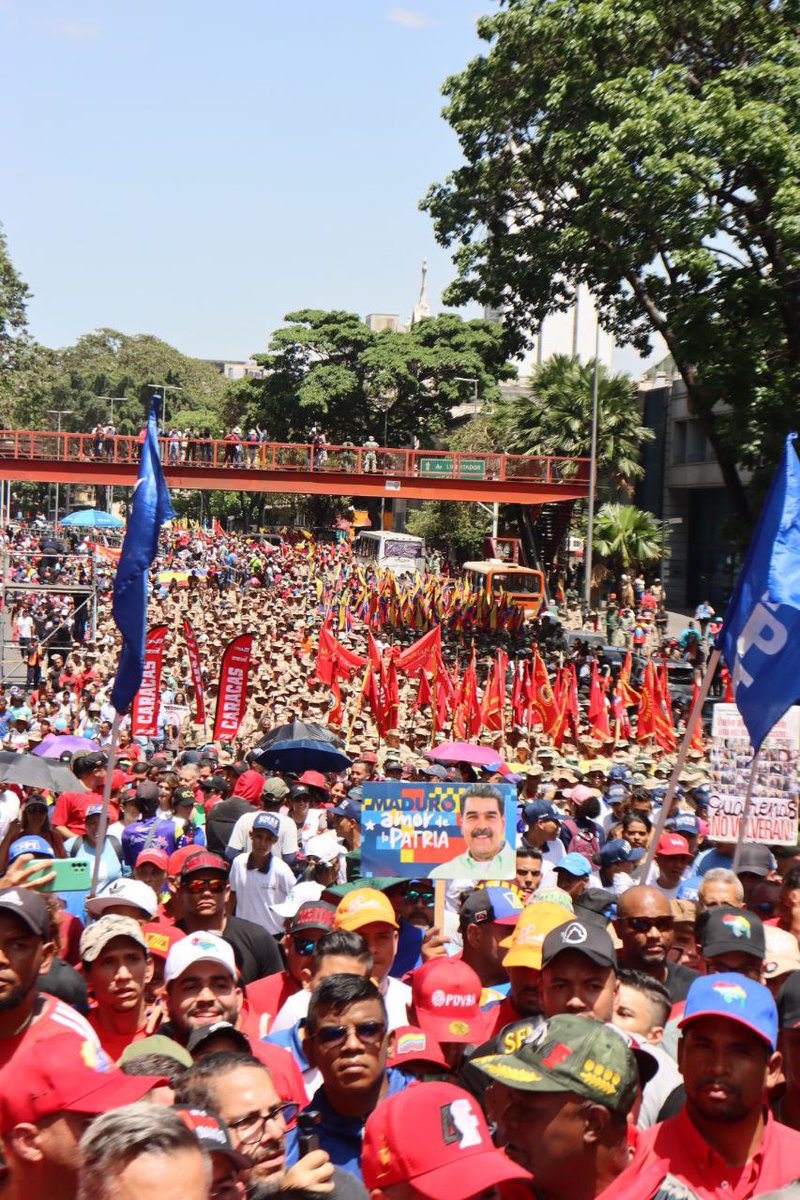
[641,647,720,879]
[731,749,763,874]
[89,712,121,897]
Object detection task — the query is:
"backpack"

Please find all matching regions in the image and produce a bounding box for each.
[560,818,599,863]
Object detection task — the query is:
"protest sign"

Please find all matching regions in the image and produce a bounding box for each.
[708,703,800,845]
[360,781,517,881]
[162,704,191,729]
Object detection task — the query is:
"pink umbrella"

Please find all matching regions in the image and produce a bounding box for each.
[33,734,99,759]
[424,742,507,768]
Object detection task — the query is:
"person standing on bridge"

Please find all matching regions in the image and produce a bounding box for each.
[364,433,379,473]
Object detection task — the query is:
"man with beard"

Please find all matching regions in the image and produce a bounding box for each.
[615,885,699,1004]
[174,1051,364,1199]
[430,785,516,881]
[613,975,800,1200]
[383,878,435,977]
[0,886,97,1069]
[160,931,244,1045]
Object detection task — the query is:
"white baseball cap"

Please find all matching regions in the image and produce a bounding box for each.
[164,931,237,985]
[85,878,158,920]
[304,835,340,868]
[272,880,325,921]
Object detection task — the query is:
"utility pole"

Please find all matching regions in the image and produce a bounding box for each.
[583,321,601,616]
[97,396,123,512]
[148,383,184,427]
[47,409,74,528]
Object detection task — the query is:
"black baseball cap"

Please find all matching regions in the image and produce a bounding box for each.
[701,906,765,961]
[458,887,523,928]
[736,845,776,877]
[174,1107,251,1170]
[185,1022,250,1057]
[136,781,160,804]
[173,787,196,808]
[778,972,800,1030]
[542,919,617,970]
[0,887,49,938]
[199,775,227,793]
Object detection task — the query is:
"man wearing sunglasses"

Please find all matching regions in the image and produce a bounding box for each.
[174,852,283,985]
[245,900,336,1038]
[384,879,436,978]
[615,885,699,1003]
[304,973,412,1181]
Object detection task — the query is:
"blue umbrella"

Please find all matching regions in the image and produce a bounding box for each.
[60,508,124,528]
[253,719,351,773]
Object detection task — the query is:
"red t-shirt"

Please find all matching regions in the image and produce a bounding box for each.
[0,993,98,1070]
[244,971,300,1039]
[52,791,118,835]
[612,1105,800,1200]
[57,908,84,966]
[87,1009,150,1063]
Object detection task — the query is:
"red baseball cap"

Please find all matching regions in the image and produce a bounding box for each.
[110,768,133,791]
[411,958,496,1044]
[296,770,328,791]
[387,1025,447,1071]
[179,851,229,879]
[167,845,210,877]
[136,848,169,871]
[0,1034,166,1133]
[143,918,185,960]
[656,833,691,857]
[362,1082,531,1199]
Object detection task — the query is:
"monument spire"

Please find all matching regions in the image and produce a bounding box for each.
[411,257,430,325]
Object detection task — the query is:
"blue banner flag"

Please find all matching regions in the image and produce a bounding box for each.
[111,399,175,714]
[716,434,800,750]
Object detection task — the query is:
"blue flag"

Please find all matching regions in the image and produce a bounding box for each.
[716,433,800,750]
[111,399,175,714]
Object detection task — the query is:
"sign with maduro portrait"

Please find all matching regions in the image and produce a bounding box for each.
[708,703,800,845]
[360,781,517,881]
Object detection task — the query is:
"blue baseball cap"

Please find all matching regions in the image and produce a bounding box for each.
[680,973,777,1050]
[85,803,104,818]
[608,765,632,784]
[556,852,592,878]
[253,812,280,838]
[605,784,628,804]
[668,813,700,837]
[459,885,524,926]
[599,839,644,869]
[333,797,362,820]
[8,835,55,863]
[523,801,563,825]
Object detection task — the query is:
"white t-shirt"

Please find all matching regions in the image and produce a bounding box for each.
[270,973,411,1035]
[227,810,298,862]
[228,853,296,935]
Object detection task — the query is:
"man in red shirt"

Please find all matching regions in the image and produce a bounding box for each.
[613,973,800,1200]
[52,751,117,837]
[245,898,336,1038]
[81,913,154,1060]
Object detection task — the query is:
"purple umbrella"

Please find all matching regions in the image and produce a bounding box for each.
[424,742,507,768]
[33,734,99,759]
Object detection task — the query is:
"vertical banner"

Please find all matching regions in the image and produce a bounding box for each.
[213,633,254,742]
[708,703,800,845]
[183,618,206,723]
[130,625,169,737]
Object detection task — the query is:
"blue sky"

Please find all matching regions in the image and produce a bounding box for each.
[3,1,652,374]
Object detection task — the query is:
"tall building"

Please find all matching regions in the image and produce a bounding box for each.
[485,282,615,377]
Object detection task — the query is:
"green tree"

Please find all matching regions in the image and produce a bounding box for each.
[593,503,664,583]
[0,224,33,402]
[13,329,230,435]
[489,355,653,495]
[231,309,515,446]
[423,0,800,519]
[407,499,489,561]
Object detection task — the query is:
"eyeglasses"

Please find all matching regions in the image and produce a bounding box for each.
[401,887,435,907]
[182,876,227,894]
[313,1020,387,1049]
[622,916,674,933]
[227,1102,299,1145]
[291,937,316,957]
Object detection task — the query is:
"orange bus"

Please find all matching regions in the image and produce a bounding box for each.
[462,560,546,616]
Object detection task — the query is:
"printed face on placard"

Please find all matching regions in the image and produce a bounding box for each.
[359,781,518,881]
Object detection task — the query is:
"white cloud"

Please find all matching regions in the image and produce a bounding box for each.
[387,8,432,29]
[39,18,101,40]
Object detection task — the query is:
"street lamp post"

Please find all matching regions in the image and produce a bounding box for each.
[583,321,601,616]
[47,409,74,527]
[454,376,496,533]
[97,396,124,511]
[148,383,184,427]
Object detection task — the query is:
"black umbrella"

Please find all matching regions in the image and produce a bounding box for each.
[0,752,84,794]
[251,719,351,774]
[255,719,346,751]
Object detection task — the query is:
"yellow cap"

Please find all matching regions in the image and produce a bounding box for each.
[334,887,399,933]
[501,902,570,969]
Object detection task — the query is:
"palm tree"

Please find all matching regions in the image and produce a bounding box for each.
[593,503,664,583]
[488,354,653,495]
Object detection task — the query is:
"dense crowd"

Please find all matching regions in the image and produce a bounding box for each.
[0,525,795,1200]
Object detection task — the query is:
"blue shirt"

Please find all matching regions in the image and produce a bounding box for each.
[121,817,177,869]
[389,919,424,978]
[306,1069,412,1180]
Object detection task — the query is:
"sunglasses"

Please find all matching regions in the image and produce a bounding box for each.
[291,937,316,957]
[313,1019,386,1049]
[623,916,673,933]
[401,887,435,907]
[183,876,227,894]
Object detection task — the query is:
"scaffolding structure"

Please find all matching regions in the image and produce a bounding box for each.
[0,547,99,684]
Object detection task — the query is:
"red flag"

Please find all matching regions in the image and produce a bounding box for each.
[530,650,558,733]
[361,668,382,729]
[316,621,366,685]
[588,661,611,738]
[213,633,254,742]
[212,516,224,537]
[413,670,432,713]
[611,693,631,741]
[511,660,525,726]
[395,625,442,675]
[367,630,383,672]
[688,681,704,753]
[453,650,481,739]
[635,661,658,742]
[131,625,168,737]
[327,662,343,727]
[617,651,641,707]
[377,654,400,736]
[654,661,677,751]
[183,618,206,724]
[479,661,501,732]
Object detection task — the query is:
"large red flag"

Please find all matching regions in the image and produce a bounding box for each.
[327,663,343,727]
[530,650,558,733]
[453,650,481,739]
[316,621,366,685]
[183,618,206,724]
[412,670,432,713]
[688,680,704,753]
[213,634,254,742]
[396,625,442,675]
[378,655,400,736]
[511,660,525,726]
[616,651,641,707]
[654,662,677,751]
[480,661,502,732]
[635,661,658,742]
[131,625,168,737]
[588,661,611,738]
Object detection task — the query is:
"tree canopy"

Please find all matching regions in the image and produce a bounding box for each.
[593,502,665,574]
[423,0,800,519]
[230,309,516,446]
[0,224,32,398]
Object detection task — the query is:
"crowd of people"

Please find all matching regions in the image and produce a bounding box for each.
[0,521,795,1200]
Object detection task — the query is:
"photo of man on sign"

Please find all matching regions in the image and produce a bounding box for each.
[360,780,517,882]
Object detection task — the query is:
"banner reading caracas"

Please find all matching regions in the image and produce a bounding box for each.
[360,781,517,881]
